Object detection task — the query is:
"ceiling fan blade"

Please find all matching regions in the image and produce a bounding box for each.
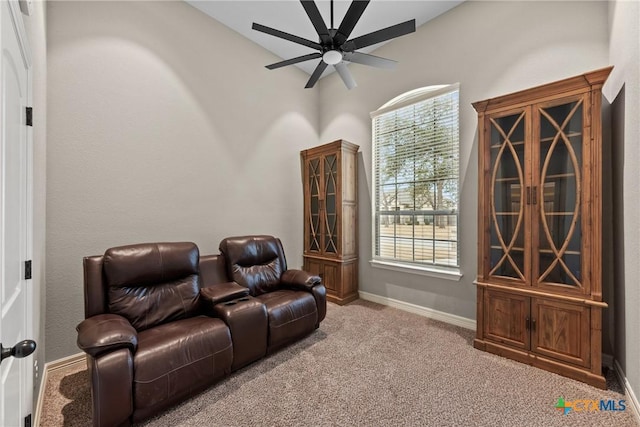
[342,19,416,52]
[252,22,322,50]
[266,53,323,70]
[300,0,332,44]
[335,0,370,45]
[343,51,397,69]
[305,61,329,89]
[334,62,357,90]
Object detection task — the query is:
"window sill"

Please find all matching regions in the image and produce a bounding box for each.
[369,259,462,281]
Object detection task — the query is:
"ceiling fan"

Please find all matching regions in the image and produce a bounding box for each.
[252,0,416,90]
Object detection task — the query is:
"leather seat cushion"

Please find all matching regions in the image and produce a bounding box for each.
[133,316,232,418]
[257,290,318,350]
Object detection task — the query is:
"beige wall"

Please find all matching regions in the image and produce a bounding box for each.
[46,1,320,362]
[606,0,640,403]
[318,1,609,320]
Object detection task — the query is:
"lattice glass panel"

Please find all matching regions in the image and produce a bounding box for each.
[489,112,526,280]
[324,154,338,253]
[308,158,321,252]
[537,100,583,287]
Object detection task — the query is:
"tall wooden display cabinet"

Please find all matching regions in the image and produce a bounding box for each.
[472,67,612,389]
[301,140,359,305]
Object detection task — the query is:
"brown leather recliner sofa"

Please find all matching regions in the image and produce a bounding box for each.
[76,236,326,426]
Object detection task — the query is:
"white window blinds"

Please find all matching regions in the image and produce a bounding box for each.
[372,85,460,268]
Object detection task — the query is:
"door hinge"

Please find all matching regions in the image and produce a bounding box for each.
[24,260,32,280]
[26,107,33,127]
[24,414,32,427]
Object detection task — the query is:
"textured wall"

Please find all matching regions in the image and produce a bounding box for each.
[318,1,609,321]
[606,0,640,404]
[46,1,319,362]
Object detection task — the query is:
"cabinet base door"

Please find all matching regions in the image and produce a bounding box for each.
[483,290,529,350]
[531,298,590,368]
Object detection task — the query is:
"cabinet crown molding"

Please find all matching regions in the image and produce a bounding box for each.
[472,66,613,114]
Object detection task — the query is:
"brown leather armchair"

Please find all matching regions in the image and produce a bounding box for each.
[76,242,233,426]
[218,235,326,352]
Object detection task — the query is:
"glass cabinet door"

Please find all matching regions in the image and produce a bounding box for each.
[487,110,528,283]
[534,96,585,290]
[308,157,322,253]
[324,154,338,254]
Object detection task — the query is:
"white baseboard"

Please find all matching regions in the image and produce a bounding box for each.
[45,352,85,372]
[34,353,85,427]
[358,291,476,330]
[614,360,640,424]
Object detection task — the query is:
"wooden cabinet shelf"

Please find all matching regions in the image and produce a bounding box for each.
[539,249,580,255]
[546,173,575,179]
[491,246,524,251]
[495,177,521,182]
[491,141,525,148]
[473,67,612,389]
[540,132,582,143]
[301,140,359,305]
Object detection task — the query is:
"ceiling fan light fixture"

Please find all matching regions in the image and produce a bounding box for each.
[322,50,343,65]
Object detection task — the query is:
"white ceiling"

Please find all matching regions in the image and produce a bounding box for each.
[186,1,464,77]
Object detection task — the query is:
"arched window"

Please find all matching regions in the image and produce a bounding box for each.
[371,84,460,274]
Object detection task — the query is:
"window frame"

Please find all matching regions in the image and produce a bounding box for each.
[370,83,462,279]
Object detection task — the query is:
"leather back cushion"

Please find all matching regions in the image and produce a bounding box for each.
[219,236,287,296]
[103,242,201,331]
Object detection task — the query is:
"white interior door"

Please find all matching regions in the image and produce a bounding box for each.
[0,1,34,426]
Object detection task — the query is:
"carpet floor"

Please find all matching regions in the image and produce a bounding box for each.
[39,300,639,426]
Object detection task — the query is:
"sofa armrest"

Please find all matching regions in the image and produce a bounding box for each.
[200,282,250,305]
[88,348,134,427]
[282,270,326,324]
[76,314,138,358]
[281,269,322,291]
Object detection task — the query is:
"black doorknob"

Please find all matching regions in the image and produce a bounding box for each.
[0,340,36,365]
